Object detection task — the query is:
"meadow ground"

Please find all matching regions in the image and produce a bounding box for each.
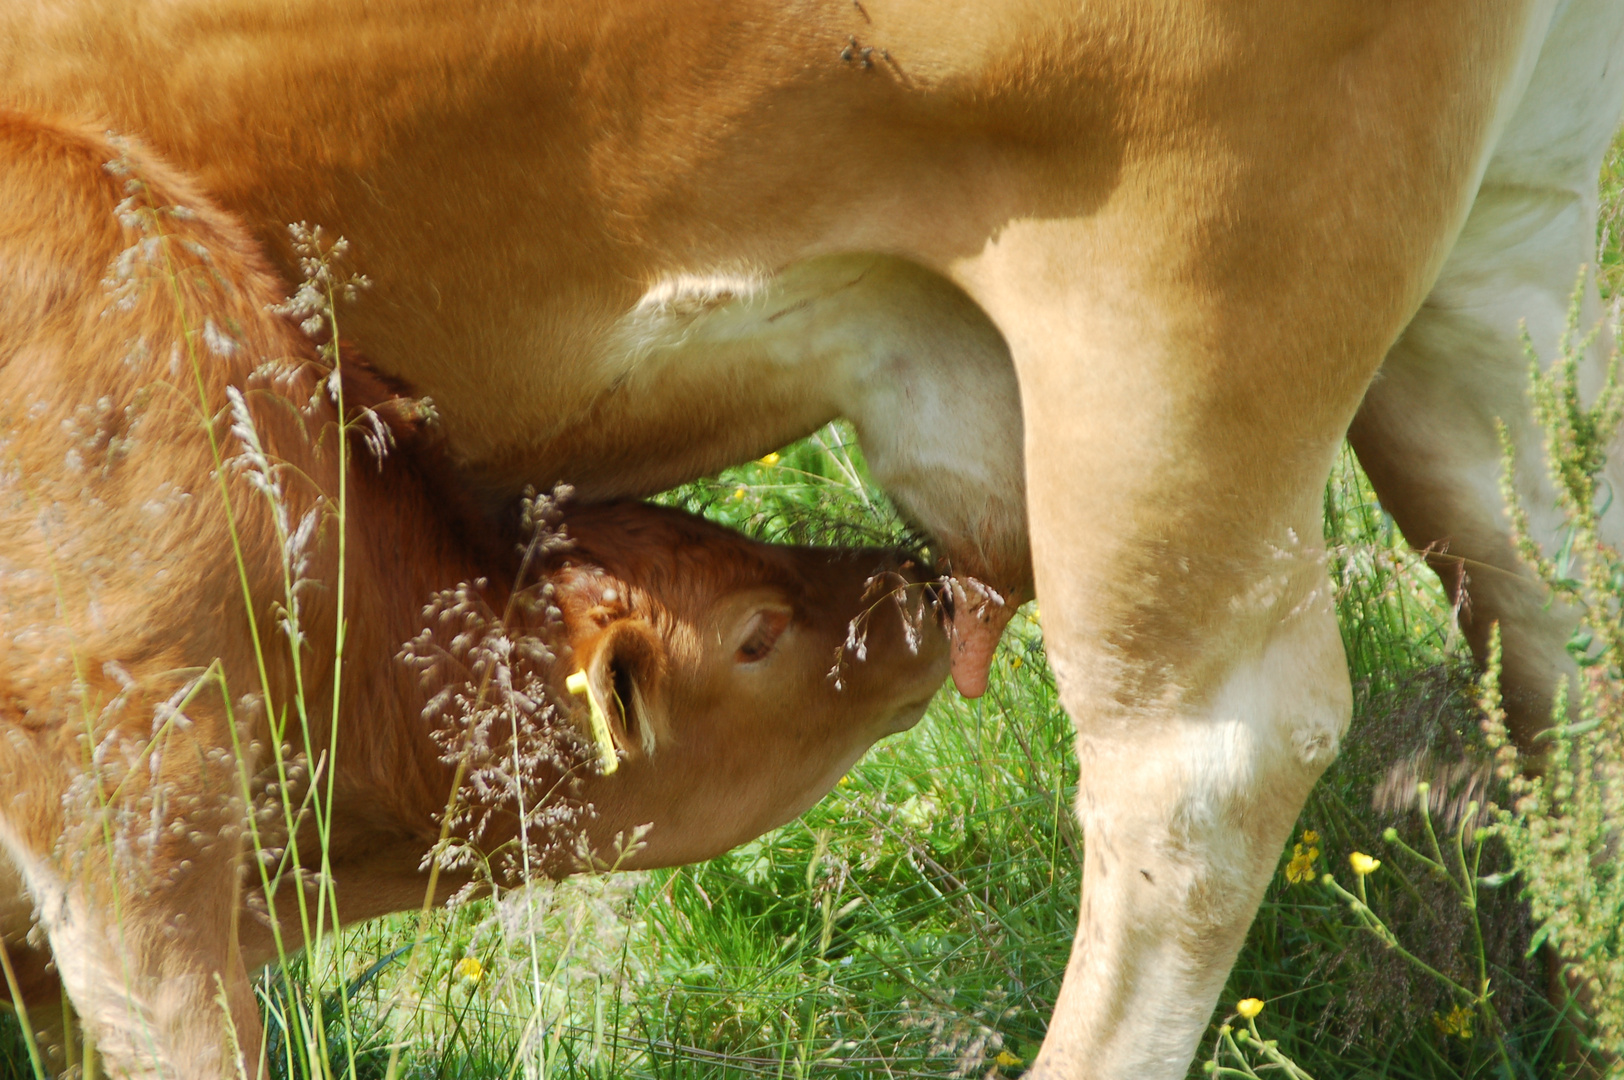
[3,132,1620,1080]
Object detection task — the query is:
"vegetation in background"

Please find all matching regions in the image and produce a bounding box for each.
[1477,287,1624,1060]
[1600,129,1623,304]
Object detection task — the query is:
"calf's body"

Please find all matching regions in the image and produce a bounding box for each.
[0,114,948,1077]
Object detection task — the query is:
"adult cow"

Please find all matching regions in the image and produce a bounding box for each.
[0,113,949,1076]
[5,1,1624,1076]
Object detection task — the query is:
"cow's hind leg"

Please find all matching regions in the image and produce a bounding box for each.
[1049,601,1351,1072]
[940,5,1531,1067]
[1350,0,1624,745]
[950,220,1382,1074]
[957,288,1359,1074]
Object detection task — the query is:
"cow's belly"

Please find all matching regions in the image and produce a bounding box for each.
[1403,0,1622,364]
[482,255,1020,492]
[478,253,1031,594]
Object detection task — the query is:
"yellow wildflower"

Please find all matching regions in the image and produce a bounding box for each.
[1010,655,1024,670]
[995,1050,1023,1068]
[758,451,781,466]
[1349,851,1381,876]
[1236,998,1264,1020]
[1284,842,1320,884]
[453,956,483,986]
[1302,830,1320,845]
[1432,1004,1473,1039]
[732,486,747,501]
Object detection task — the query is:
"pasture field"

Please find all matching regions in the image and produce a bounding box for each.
[2,134,1620,1080]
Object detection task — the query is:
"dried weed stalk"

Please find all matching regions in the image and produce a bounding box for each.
[1481,275,1624,1057]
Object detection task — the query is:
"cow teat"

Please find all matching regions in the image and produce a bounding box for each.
[934,570,1033,699]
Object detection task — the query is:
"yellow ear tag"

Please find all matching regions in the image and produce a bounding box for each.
[566,669,620,775]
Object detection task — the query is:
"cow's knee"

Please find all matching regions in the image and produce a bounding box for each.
[1033,596,1349,1077]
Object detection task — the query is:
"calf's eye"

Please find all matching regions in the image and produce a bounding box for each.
[735,609,791,663]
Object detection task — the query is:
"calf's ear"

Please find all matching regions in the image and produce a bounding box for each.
[575,620,667,760]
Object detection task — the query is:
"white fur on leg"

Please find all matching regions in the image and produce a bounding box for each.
[1034,595,1350,1078]
[0,825,178,1079]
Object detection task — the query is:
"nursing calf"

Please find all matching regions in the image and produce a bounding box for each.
[0,113,949,1077]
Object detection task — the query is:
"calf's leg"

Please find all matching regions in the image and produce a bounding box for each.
[5,842,257,1080]
[0,752,259,1080]
[0,921,79,1074]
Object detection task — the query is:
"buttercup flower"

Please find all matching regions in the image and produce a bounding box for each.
[1284,841,1320,884]
[1349,852,1381,876]
[1236,998,1264,1020]
[454,956,484,986]
[758,451,780,466]
[1433,1004,1473,1039]
[1302,830,1319,844]
[995,1050,1024,1067]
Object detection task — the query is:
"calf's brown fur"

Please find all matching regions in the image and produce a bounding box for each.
[0,113,948,1077]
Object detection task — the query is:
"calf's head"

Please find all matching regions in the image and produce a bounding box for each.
[514,502,948,871]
